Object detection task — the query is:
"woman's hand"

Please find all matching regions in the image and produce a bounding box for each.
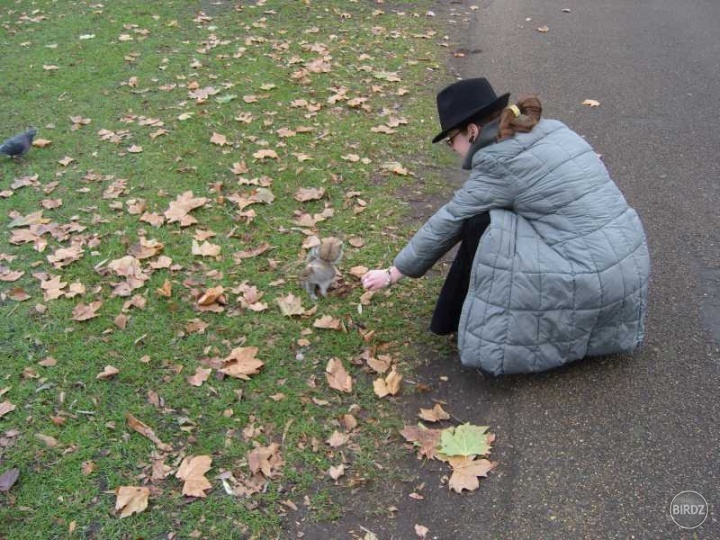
[362,267,402,291]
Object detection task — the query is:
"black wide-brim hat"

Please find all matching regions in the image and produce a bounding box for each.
[431,78,510,143]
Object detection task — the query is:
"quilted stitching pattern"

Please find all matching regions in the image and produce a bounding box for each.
[395,119,650,375]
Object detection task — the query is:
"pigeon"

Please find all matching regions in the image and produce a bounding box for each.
[0,128,37,159]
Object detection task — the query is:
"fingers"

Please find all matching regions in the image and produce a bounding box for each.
[361,269,382,291]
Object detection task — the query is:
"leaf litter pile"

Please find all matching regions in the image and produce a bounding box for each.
[0,0,496,537]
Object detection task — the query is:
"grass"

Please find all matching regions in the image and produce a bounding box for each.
[0,1,459,538]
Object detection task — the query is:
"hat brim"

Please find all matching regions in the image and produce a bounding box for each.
[431,92,510,143]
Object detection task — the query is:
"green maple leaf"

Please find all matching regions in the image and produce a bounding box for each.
[439,423,490,457]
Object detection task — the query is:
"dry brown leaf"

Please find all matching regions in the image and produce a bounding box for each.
[81,461,96,476]
[276,293,305,317]
[35,433,58,447]
[191,240,221,257]
[0,269,24,282]
[187,367,212,387]
[418,403,451,423]
[219,347,264,380]
[349,266,369,278]
[313,315,342,330]
[176,455,212,498]
[329,464,345,481]
[366,355,391,374]
[373,368,402,398]
[125,413,173,452]
[326,430,349,448]
[197,286,225,306]
[247,442,283,478]
[582,99,601,107]
[0,468,20,493]
[96,365,120,380]
[72,300,102,321]
[399,424,442,460]
[415,524,430,539]
[32,138,52,148]
[210,132,228,146]
[537,25,550,33]
[447,456,496,493]
[157,280,172,297]
[253,149,279,161]
[0,400,16,419]
[294,187,326,202]
[325,358,352,393]
[115,486,150,518]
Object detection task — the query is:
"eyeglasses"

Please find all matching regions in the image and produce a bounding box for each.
[445,130,461,148]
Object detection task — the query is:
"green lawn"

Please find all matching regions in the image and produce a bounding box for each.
[0,1,456,537]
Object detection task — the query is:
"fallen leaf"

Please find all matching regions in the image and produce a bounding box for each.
[537,25,550,32]
[349,266,369,278]
[0,468,20,493]
[582,99,601,107]
[126,413,173,452]
[418,403,451,423]
[176,455,212,497]
[96,365,120,380]
[197,286,225,306]
[276,293,305,316]
[32,138,52,148]
[326,358,352,393]
[253,149,279,161]
[35,433,58,447]
[373,368,402,398]
[439,423,491,458]
[313,315,342,330]
[187,367,212,387]
[447,456,496,493]
[415,524,430,538]
[400,424,442,460]
[326,430,349,448]
[210,132,228,146]
[247,442,283,478]
[192,240,221,257]
[0,400,16,419]
[329,464,345,481]
[72,300,102,321]
[294,187,326,202]
[115,486,150,518]
[219,347,264,380]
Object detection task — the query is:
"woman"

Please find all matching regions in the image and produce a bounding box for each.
[362,77,650,376]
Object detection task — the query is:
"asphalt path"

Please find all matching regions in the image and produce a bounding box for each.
[430,0,720,537]
[297,1,720,538]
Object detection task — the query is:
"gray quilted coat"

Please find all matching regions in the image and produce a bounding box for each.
[394,119,650,375]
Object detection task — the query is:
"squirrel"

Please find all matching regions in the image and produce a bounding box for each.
[299,237,343,300]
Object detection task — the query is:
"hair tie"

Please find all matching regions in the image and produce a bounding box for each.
[507,104,521,117]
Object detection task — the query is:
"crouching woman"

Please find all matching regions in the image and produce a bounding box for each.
[362,77,650,376]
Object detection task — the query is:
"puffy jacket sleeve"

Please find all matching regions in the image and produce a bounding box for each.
[394,157,515,278]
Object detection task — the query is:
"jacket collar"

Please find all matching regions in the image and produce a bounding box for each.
[462,119,500,170]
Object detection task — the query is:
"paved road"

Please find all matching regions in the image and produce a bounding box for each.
[433,0,720,537]
[298,1,720,538]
